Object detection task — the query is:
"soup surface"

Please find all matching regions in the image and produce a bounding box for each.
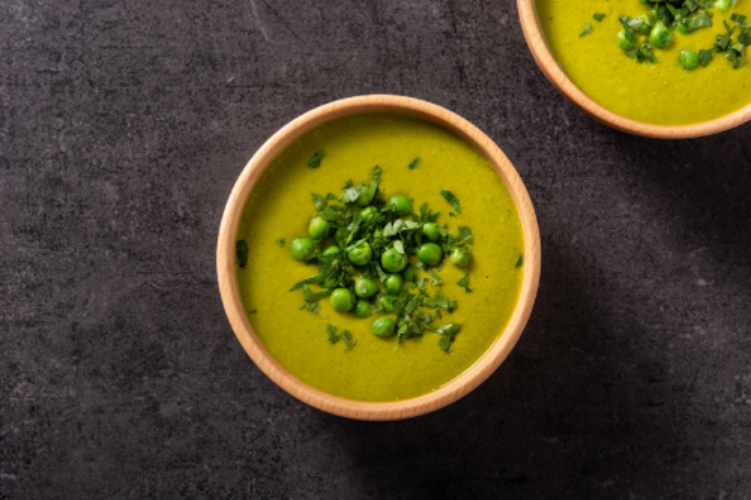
[536,0,751,125]
[236,114,524,402]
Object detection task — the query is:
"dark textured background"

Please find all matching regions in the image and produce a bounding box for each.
[2,0,750,498]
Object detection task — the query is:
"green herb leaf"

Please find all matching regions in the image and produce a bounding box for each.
[515,255,523,269]
[408,157,422,170]
[276,238,286,246]
[236,240,248,268]
[300,302,320,313]
[439,336,451,353]
[250,309,257,313]
[698,49,715,66]
[593,13,606,22]
[427,269,443,286]
[448,212,457,218]
[290,272,328,291]
[440,191,462,213]
[312,193,328,211]
[580,23,593,37]
[457,274,472,293]
[327,325,340,344]
[302,284,333,303]
[342,330,357,351]
[307,151,326,169]
[458,226,473,245]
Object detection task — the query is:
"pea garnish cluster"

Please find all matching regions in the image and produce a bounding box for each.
[285,162,475,354]
[580,0,749,70]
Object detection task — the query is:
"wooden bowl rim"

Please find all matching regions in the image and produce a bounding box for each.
[216,95,541,420]
[517,0,751,139]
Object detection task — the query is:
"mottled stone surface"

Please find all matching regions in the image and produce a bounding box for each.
[1,1,750,498]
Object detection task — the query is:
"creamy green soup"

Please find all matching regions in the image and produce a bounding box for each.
[536,0,751,125]
[235,114,523,402]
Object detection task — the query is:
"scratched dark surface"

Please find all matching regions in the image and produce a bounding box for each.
[2,0,751,498]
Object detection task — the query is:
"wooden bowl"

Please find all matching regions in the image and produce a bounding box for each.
[216,95,541,420]
[517,0,751,139]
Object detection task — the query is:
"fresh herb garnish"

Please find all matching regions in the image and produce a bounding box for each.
[236,240,248,268]
[580,23,593,37]
[698,49,715,66]
[342,330,357,351]
[407,157,422,170]
[458,226,473,245]
[250,309,257,313]
[457,275,472,293]
[277,238,286,246]
[593,13,606,22]
[432,324,461,353]
[327,325,340,344]
[300,302,320,313]
[624,42,657,64]
[515,255,523,269]
[307,151,326,169]
[289,166,470,353]
[440,190,462,214]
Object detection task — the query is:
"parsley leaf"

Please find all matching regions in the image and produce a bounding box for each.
[408,157,422,170]
[302,284,333,303]
[307,151,326,169]
[515,255,523,269]
[457,274,472,293]
[312,193,328,211]
[276,238,285,246]
[458,226,473,245]
[698,49,715,67]
[236,240,248,268]
[342,330,357,351]
[580,23,593,37]
[593,13,606,22]
[327,325,340,344]
[440,191,462,213]
[300,302,320,314]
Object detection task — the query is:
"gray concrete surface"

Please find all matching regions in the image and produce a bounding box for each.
[1,1,750,498]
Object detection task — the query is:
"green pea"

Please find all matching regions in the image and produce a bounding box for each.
[360,206,378,225]
[330,288,355,312]
[290,237,316,262]
[354,300,372,318]
[617,29,637,50]
[382,274,403,294]
[715,0,731,13]
[402,265,418,283]
[635,14,652,34]
[678,49,698,70]
[372,316,396,337]
[378,295,396,313]
[450,246,472,268]
[388,195,412,216]
[347,241,372,266]
[422,222,441,242]
[381,245,408,272]
[356,186,372,207]
[417,242,443,267]
[650,22,672,49]
[308,216,332,241]
[355,277,379,298]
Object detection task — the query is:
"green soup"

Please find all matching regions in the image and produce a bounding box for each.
[236,114,524,402]
[536,0,751,125]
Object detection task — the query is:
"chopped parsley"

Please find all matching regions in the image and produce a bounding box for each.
[407,157,422,170]
[236,240,248,268]
[515,255,523,269]
[277,238,285,246]
[457,275,472,293]
[698,49,715,66]
[593,13,606,22]
[440,190,462,214]
[290,166,473,353]
[580,23,593,37]
[307,151,326,169]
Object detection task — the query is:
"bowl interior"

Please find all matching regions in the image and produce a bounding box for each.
[216,95,541,420]
[517,0,751,138]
